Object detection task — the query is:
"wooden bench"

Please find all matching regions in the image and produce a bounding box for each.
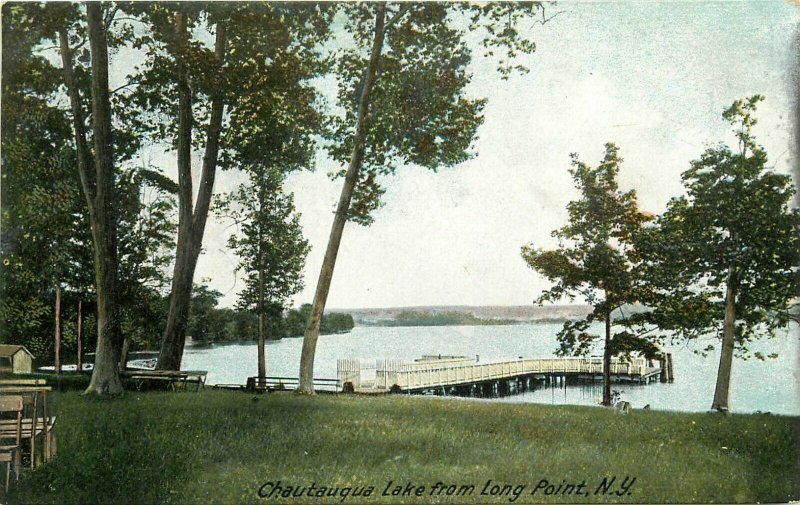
[245,376,339,393]
[183,371,207,391]
[0,380,56,468]
[121,370,207,392]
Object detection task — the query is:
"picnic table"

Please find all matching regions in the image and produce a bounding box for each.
[0,379,56,468]
[121,370,207,392]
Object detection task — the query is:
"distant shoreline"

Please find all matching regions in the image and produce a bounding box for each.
[338,304,595,326]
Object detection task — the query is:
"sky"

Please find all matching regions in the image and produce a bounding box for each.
[186,1,799,310]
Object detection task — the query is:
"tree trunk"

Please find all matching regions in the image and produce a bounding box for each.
[602,307,612,406]
[76,300,83,373]
[257,190,267,382]
[83,3,123,396]
[54,285,61,374]
[711,270,738,412]
[57,30,96,220]
[297,4,387,394]
[258,263,266,382]
[118,338,129,371]
[157,18,227,371]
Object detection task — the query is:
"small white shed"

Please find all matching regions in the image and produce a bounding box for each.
[0,344,34,374]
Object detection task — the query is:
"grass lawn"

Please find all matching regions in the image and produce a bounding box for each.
[6,390,799,504]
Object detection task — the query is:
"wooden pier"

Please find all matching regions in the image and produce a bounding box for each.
[337,355,668,395]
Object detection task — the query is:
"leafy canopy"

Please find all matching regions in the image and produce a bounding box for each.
[637,96,800,359]
[522,144,657,358]
[217,167,309,316]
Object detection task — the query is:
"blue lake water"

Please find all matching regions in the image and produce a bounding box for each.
[181,323,799,415]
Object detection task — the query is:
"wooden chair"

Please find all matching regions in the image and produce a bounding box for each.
[0,396,23,492]
[0,382,56,468]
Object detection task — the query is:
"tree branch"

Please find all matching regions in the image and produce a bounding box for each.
[532,5,563,27]
[192,20,228,237]
[383,3,412,35]
[104,5,120,29]
[110,16,147,25]
[110,80,140,95]
[58,28,97,221]
[74,34,89,51]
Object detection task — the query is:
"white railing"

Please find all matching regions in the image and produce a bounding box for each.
[361,357,648,391]
[337,358,361,389]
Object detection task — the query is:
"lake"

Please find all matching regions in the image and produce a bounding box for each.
[180,322,799,415]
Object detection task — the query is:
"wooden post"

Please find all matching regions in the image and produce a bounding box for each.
[119,338,129,371]
[54,285,61,374]
[76,300,83,373]
[667,353,674,382]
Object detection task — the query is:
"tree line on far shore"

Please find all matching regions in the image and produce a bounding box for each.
[370,310,519,327]
[187,291,354,344]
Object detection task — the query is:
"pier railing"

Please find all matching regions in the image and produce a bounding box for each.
[338,357,650,391]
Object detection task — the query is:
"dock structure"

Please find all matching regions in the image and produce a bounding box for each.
[337,355,667,395]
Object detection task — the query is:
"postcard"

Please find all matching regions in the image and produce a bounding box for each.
[1,2,798,504]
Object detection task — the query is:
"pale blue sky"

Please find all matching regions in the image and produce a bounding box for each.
[187,1,799,309]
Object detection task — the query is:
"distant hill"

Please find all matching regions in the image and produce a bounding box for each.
[336,305,594,326]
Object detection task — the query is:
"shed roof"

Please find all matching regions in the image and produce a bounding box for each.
[0,344,34,358]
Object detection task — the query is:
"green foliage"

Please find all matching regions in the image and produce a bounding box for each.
[127,3,330,174]
[119,3,333,366]
[638,96,800,358]
[186,295,354,343]
[217,168,309,320]
[8,391,800,504]
[285,304,355,338]
[0,3,178,360]
[1,4,91,360]
[319,312,356,335]
[461,2,545,79]
[283,303,313,338]
[187,284,227,343]
[522,144,657,359]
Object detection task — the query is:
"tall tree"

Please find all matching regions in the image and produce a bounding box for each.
[58,3,125,394]
[521,144,655,406]
[219,167,309,382]
[298,2,546,393]
[639,96,800,412]
[126,4,330,370]
[155,7,226,370]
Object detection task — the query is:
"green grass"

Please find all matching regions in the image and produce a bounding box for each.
[7,391,799,504]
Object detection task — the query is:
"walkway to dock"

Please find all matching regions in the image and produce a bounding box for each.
[338,355,668,394]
